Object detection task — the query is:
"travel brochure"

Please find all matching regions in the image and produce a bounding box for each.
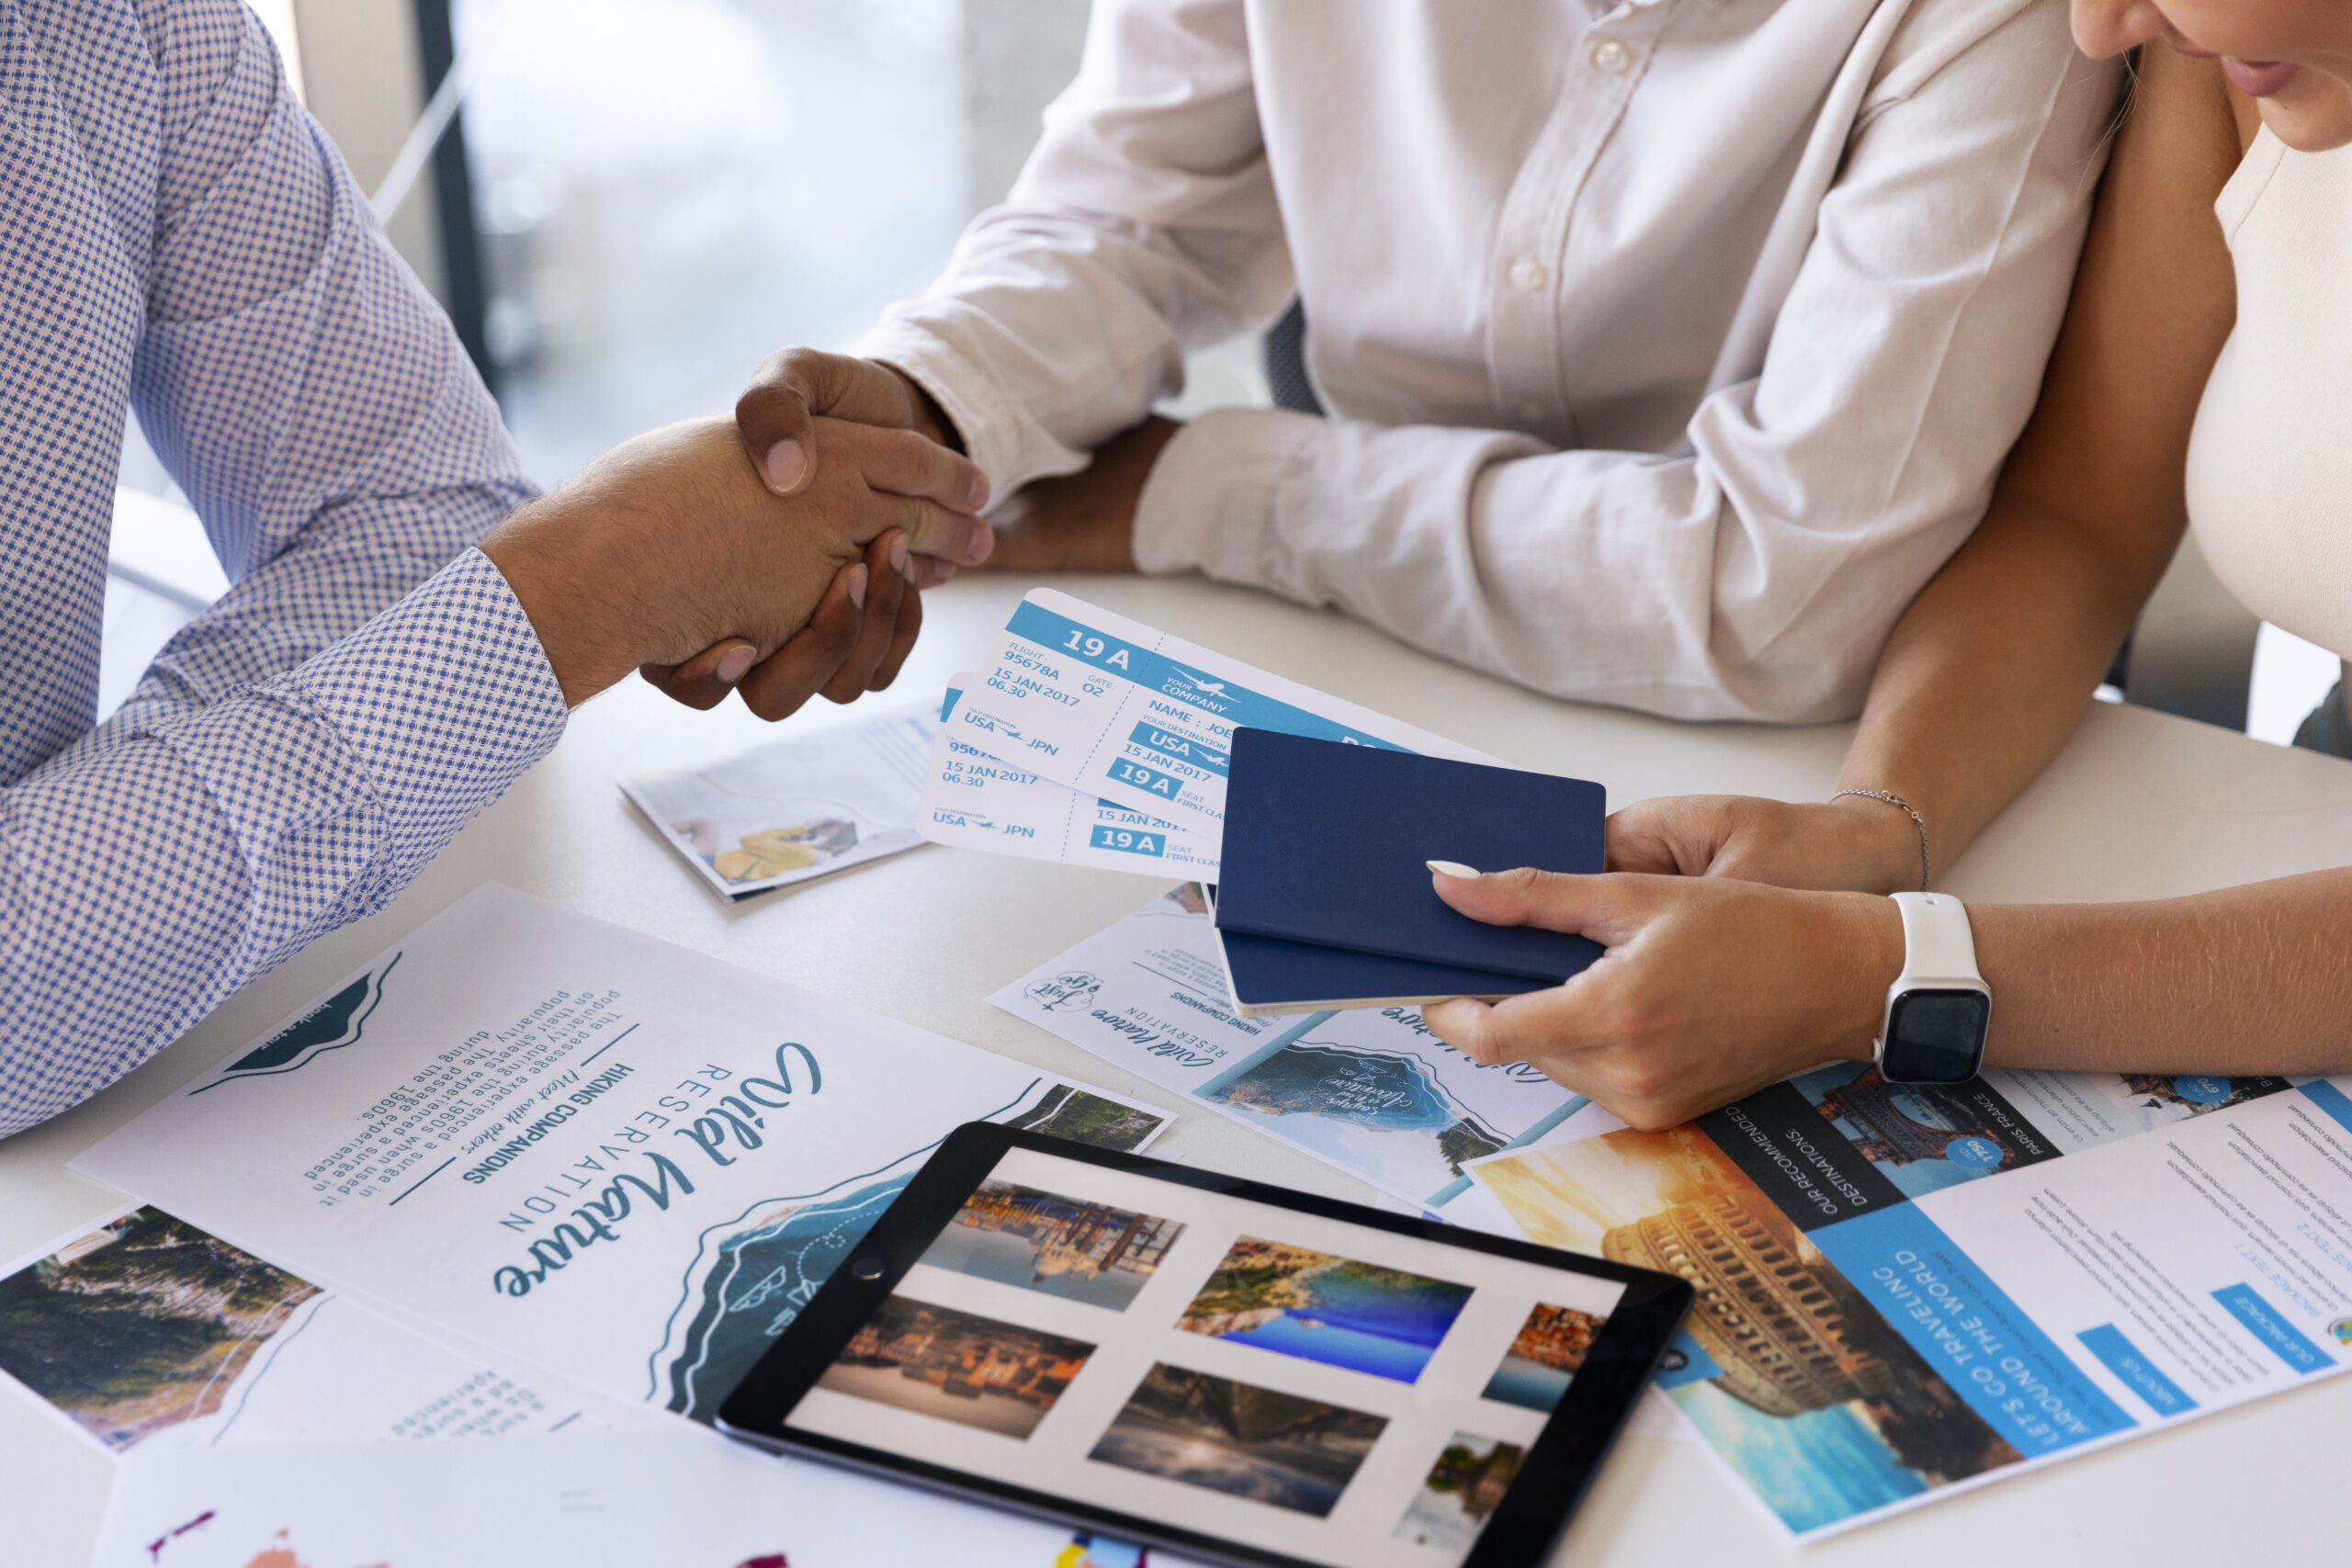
[620,704,935,898]
[1465,1066,2352,1537]
[785,1139,1629,1565]
[67,886,1172,1438]
[990,886,1586,1208]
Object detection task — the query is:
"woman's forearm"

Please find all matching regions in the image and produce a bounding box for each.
[1827,48,2243,878]
[1971,869,2352,1077]
[1835,500,2163,869]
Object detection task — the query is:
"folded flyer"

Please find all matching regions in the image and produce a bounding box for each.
[622,704,935,898]
[1466,1063,2352,1537]
[991,888,1584,1210]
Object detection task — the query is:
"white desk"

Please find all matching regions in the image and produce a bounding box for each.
[6,575,2346,1565]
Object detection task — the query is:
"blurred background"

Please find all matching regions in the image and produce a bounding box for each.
[106,0,2335,746]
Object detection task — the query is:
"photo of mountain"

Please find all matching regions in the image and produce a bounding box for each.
[1177,1237,1472,1383]
[1004,1085,1170,1151]
[919,1181,1182,1310]
[1088,1363,1385,1517]
[0,1208,322,1452]
[818,1296,1094,1438]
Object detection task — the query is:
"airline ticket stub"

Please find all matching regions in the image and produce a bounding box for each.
[944,589,1495,841]
[920,680,1224,877]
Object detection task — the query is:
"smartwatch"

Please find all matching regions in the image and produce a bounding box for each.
[1875,891,1992,1085]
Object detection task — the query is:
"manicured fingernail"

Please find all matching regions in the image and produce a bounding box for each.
[846,563,868,609]
[1427,860,1481,879]
[716,644,756,685]
[967,471,991,512]
[889,536,910,576]
[967,524,995,565]
[763,438,807,491]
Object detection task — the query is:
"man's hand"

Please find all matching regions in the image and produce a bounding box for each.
[734,347,966,498]
[1605,794,1927,893]
[1417,866,1903,1130]
[637,527,926,720]
[983,415,1183,575]
[481,417,989,708]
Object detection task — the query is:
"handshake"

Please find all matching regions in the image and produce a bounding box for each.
[481,351,996,721]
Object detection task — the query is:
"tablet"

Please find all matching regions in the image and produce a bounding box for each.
[718,1122,1690,1568]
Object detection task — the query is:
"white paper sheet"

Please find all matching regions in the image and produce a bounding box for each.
[93,1429,1205,1568]
[71,886,1173,1431]
[0,1203,620,1456]
[620,703,935,898]
[990,890,1583,1209]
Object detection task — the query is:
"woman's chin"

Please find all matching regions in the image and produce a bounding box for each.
[2258,83,2352,152]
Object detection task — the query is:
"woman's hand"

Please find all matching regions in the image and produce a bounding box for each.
[1606,793,1927,893]
[1419,866,1901,1129]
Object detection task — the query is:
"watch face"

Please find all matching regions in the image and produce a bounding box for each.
[1881,989,1991,1085]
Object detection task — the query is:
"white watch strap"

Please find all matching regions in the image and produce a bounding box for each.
[1889,890,1983,988]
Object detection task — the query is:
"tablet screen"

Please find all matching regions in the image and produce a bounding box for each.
[775,1142,1630,1567]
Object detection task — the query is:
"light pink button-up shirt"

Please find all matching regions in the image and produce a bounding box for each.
[861,0,2120,722]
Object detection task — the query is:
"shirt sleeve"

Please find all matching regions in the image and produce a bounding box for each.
[1136,0,2120,722]
[850,0,1291,496]
[0,0,564,1139]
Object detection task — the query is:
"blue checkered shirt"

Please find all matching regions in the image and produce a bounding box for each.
[0,0,566,1137]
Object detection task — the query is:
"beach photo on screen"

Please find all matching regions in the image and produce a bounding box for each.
[1392,1431,1528,1553]
[1480,1302,1608,1412]
[816,1295,1094,1438]
[918,1180,1183,1311]
[1176,1237,1472,1383]
[1087,1363,1387,1517]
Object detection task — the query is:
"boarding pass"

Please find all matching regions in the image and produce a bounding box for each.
[920,679,1225,876]
[944,589,1497,843]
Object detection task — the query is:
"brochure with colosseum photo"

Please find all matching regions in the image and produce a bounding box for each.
[1465,1065,2352,1537]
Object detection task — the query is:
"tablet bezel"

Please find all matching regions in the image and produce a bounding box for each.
[717,1122,1691,1568]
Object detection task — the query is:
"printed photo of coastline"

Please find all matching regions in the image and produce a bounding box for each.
[1177,1237,1471,1383]
[817,1296,1094,1438]
[0,1207,322,1453]
[1393,1432,1527,1553]
[919,1181,1183,1311]
[1481,1303,1607,1412]
[1088,1363,1386,1517]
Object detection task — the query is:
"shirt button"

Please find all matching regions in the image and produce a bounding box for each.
[1509,256,1548,293]
[1591,39,1633,74]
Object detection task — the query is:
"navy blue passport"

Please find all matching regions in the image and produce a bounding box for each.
[1212,731,1604,1010]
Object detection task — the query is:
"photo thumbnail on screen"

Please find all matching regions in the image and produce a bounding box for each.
[1480,1303,1608,1412]
[919,1180,1184,1311]
[1393,1431,1530,1553]
[1177,1237,1473,1384]
[1089,1363,1388,1517]
[818,1296,1094,1439]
